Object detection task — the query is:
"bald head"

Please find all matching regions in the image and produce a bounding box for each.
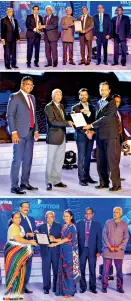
[52,89,62,103]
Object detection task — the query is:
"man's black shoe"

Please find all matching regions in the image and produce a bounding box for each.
[78,61,85,65]
[69,61,76,65]
[34,63,39,67]
[20,184,38,191]
[79,180,88,186]
[12,65,19,69]
[11,187,26,194]
[120,178,125,181]
[90,288,98,294]
[53,63,58,67]
[44,63,52,67]
[95,184,109,189]
[54,182,67,188]
[44,289,49,294]
[86,176,98,184]
[102,288,107,293]
[109,186,121,191]
[24,288,33,293]
[6,66,12,69]
[121,63,126,66]
[117,288,124,293]
[85,61,90,65]
[27,63,31,68]
[47,183,52,191]
[104,62,108,65]
[63,62,66,65]
[53,289,56,293]
[111,62,118,66]
[80,288,86,293]
[96,61,100,65]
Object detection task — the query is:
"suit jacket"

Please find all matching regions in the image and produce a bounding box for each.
[61,16,75,42]
[112,15,130,40]
[38,221,62,256]
[92,96,119,140]
[1,16,20,42]
[43,15,59,42]
[20,213,36,240]
[44,101,69,145]
[76,219,102,256]
[93,13,112,38]
[7,90,38,137]
[72,102,95,140]
[26,14,43,38]
[79,15,94,40]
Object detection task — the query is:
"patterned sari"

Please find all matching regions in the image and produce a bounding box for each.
[56,223,81,296]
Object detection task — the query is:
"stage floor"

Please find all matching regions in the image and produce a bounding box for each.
[0,275,131,300]
[0,54,131,71]
[0,154,131,197]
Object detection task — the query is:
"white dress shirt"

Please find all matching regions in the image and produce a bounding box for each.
[47,223,52,234]
[81,102,91,117]
[33,14,40,31]
[99,13,104,22]
[81,14,87,30]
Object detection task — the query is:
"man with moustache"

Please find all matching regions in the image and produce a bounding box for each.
[7,76,39,194]
[1,7,20,69]
[26,5,44,68]
[38,211,62,294]
[112,6,130,66]
[102,207,129,293]
[84,82,121,191]
[44,89,74,191]
[20,201,37,294]
[72,88,97,185]
[78,6,94,66]
[93,4,111,65]
[77,207,102,294]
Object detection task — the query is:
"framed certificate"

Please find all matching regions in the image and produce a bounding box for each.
[36,234,49,245]
[71,113,87,128]
[74,20,82,32]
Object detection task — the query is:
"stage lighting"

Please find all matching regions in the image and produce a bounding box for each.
[63,151,77,170]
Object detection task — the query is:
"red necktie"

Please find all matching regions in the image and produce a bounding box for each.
[85,221,90,247]
[46,16,50,25]
[34,15,37,26]
[27,95,34,128]
[81,15,85,29]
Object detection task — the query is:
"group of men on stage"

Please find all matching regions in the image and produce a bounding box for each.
[6,76,126,194]
[14,202,129,295]
[1,4,130,69]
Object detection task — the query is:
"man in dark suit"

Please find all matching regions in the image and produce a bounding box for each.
[26,5,43,68]
[20,201,37,294]
[77,207,102,294]
[44,89,74,191]
[7,76,39,194]
[38,211,62,294]
[112,6,130,66]
[41,6,59,67]
[78,6,94,65]
[93,4,111,65]
[1,7,20,69]
[72,88,97,185]
[84,82,121,191]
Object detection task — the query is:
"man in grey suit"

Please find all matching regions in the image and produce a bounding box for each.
[7,76,39,194]
[44,89,74,191]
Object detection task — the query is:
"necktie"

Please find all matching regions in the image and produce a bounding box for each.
[82,15,85,29]
[46,16,50,25]
[27,95,34,128]
[58,104,65,120]
[116,111,122,134]
[10,17,15,29]
[48,224,52,234]
[85,221,90,247]
[116,16,120,34]
[99,14,103,32]
[34,15,37,27]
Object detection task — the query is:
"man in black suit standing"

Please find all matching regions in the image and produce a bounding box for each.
[41,6,59,67]
[44,89,74,191]
[1,7,20,69]
[93,5,111,65]
[84,82,121,191]
[26,5,43,68]
[72,88,97,186]
[112,6,130,66]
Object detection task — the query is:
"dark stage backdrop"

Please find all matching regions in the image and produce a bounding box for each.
[0,198,131,252]
[0,1,131,39]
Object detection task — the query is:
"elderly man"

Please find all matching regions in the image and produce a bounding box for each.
[1,7,20,69]
[61,7,75,65]
[38,211,62,294]
[44,89,74,190]
[102,207,129,293]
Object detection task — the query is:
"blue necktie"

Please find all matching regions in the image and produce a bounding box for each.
[99,14,103,32]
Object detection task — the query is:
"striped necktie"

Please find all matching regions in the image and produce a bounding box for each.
[99,14,103,32]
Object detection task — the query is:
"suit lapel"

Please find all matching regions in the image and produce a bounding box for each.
[52,101,64,121]
[19,90,30,110]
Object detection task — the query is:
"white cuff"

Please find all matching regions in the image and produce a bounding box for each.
[12,131,17,134]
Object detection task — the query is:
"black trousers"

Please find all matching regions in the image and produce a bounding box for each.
[96,32,108,63]
[4,40,16,67]
[80,247,96,290]
[97,137,121,187]
[114,35,127,64]
[27,34,41,64]
[45,36,58,65]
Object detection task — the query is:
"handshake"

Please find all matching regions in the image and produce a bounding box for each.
[36,24,46,34]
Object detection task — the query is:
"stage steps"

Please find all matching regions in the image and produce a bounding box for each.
[0,40,131,63]
[0,255,131,284]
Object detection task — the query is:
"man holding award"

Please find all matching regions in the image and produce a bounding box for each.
[76,6,94,65]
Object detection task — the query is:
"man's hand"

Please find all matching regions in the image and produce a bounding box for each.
[81,30,86,34]
[83,124,92,130]
[39,25,46,29]
[81,108,89,115]
[17,39,20,44]
[93,36,97,40]
[12,132,20,144]
[34,131,39,142]
[1,39,5,45]
[106,35,110,39]
[96,253,101,257]
[68,121,74,127]
[49,235,55,242]
[26,232,34,238]
[86,131,93,140]
[48,243,57,248]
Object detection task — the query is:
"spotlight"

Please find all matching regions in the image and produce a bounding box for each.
[63,151,77,170]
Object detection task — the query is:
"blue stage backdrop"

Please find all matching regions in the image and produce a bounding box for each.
[0,1,131,38]
[0,198,131,252]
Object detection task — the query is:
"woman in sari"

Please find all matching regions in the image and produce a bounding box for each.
[3,212,37,301]
[49,209,81,298]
